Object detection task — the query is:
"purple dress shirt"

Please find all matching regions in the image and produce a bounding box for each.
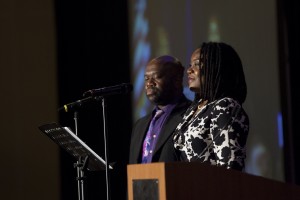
[141,103,177,163]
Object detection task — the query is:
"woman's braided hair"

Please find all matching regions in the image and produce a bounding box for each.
[195,42,247,104]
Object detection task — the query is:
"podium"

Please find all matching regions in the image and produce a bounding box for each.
[127,162,300,200]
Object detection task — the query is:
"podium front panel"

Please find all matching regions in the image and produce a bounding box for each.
[127,162,300,200]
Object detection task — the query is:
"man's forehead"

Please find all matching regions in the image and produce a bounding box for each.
[144,68,162,75]
[145,64,169,72]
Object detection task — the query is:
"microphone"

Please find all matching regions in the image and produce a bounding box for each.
[83,83,133,97]
[58,96,94,112]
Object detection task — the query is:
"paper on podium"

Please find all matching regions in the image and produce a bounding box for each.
[38,122,112,171]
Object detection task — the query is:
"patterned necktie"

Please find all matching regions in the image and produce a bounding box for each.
[141,109,164,163]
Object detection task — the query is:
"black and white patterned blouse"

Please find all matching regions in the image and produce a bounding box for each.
[173,97,249,171]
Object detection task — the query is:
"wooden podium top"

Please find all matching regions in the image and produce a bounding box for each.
[127,162,300,200]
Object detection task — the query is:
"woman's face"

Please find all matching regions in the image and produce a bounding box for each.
[187,48,201,93]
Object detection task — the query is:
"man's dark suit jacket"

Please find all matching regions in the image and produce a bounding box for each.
[129,95,192,164]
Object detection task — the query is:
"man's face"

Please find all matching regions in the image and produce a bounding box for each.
[144,62,176,106]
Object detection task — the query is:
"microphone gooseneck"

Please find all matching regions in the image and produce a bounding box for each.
[83,83,133,97]
[58,83,133,112]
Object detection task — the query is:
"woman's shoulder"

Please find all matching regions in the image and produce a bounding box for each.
[209,97,249,126]
[212,97,241,107]
[208,97,243,116]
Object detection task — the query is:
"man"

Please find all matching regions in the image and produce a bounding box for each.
[129,55,192,163]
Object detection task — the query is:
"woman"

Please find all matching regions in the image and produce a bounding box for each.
[173,42,249,171]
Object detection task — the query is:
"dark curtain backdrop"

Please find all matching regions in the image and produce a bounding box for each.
[54,0,300,200]
[279,0,300,184]
[55,1,131,200]
[286,1,300,183]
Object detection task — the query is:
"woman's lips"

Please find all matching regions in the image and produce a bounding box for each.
[188,76,195,83]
